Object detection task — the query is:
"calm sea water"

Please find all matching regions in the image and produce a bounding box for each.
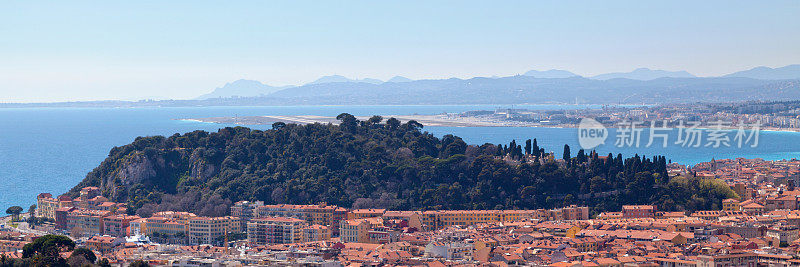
[1,105,799,209]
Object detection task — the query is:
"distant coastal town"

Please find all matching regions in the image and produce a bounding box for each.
[187,101,800,132]
[3,157,800,266]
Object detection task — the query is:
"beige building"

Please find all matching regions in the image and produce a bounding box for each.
[36,193,59,220]
[247,217,307,246]
[187,216,240,245]
[302,224,331,242]
[421,210,537,230]
[340,217,384,243]
[348,209,386,220]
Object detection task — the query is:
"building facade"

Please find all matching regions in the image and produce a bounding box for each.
[247,217,307,246]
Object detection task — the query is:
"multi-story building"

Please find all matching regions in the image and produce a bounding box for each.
[231,201,263,218]
[145,217,187,237]
[144,211,197,237]
[742,202,766,215]
[129,218,147,236]
[382,211,423,230]
[230,201,263,229]
[247,217,307,246]
[348,209,386,220]
[340,219,369,243]
[557,205,590,220]
[527,206,590,221]
[501,210,536,222]
[302,224,331,243]
[332,207,349,235]
[37,188,111,221]
[421,210,536,230]
[766,195,799,210]
[340,217,384,243]
[424,241,474,260]
[85,235,124,255]
[733,183,749,200]
[102,214,140,237]
[66,209,112,237]
[73,187,103,210]
[55,206,76,230]
[724,224,767,238]
[423,210,497,230]
[80,196,110,210]
[722,198,741,211]
[622,205,656,218]
[187,216,240,245]
[255,203,338,226]
[36,193,59,221]
[766,225,799,244]
[697,253,757,267]
[96,201,126,214]
[79,187,102,200]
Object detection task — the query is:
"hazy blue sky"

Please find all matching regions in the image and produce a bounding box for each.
[1,1,798,102]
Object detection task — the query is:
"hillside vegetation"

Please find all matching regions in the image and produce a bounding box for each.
[69,114,735,217]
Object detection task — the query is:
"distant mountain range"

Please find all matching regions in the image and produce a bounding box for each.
[589,68,696,80]
[263,76,799,105]
[723,65,800,80]
[522,69,578,78]
[3,65,799,108]
[197,79,293,99]
[386,76,413,83]
[197,65,800,104]
[308,75,384,85]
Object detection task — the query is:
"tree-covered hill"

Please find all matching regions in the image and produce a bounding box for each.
[68,114,735,217]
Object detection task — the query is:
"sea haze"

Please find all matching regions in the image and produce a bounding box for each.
[2,105,800,209]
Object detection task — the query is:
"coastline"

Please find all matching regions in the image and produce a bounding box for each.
[181,115,800,134]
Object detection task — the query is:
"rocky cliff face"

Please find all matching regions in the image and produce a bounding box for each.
[189,149,216,181]
[73,147,220,205]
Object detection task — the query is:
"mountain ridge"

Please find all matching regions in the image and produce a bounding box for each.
[196,79,292,100]
[522,69,578,78]
[309,75,384,85]
[194,64,800,100]
[590,68,696,80]
[723,64,800,80]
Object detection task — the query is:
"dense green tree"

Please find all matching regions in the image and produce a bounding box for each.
[576,149,586,163]
[5,206,22,222]
[385,117,401,130]
[366,115,383,126]
[336,113,357,132]
[22,234,74,267]
[67,116,732,215]
[0,254,31,267]
[271,122,286,130]
[28,205,36,219]
[71,247,96,263]
[524,139,532,155]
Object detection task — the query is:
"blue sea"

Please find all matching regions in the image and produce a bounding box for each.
[2,105,800,209]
